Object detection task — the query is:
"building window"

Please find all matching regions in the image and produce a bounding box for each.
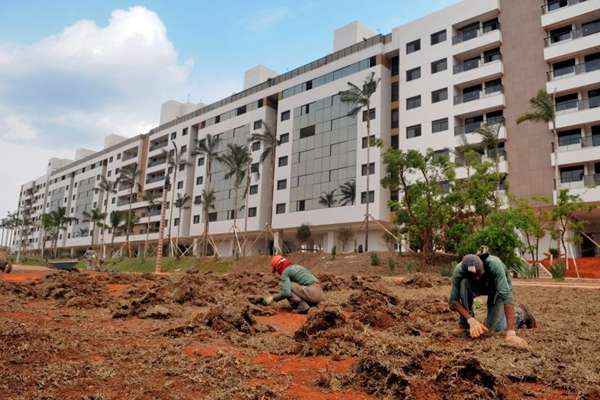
[174,218,180,226]
[281,110,290,121]
[482,17,500,33]
[194,195,202,204]
[431,58,447,74]
[560,166,584,183]
[196,176,204,185]
[406,95,422,110]
[484,48,502,63]
[276,203,286,214]
[361,191,375,204]
[178,164,185,171]
[390,55,399,76]
[362,135,376,149]
[253,120,262,130]
[432,118,449,133]
[170,132,177,140]
[297,200,306,212]
[181,145,187,153]
[361,163,375,176]
[236,105,246,115]
[197,157,205,166]
[406,39,421,54]
[248,207,257,218]
[391,81,399,102]
[431,29,447,45]
[193,215,200,224]
[182,128,188,136]
[391,108,399,129]
[208,212,217,222]
[251,163,259,173]
[362,108,376,121]
[432,88,448,103]
[391,135,399,149]
[177,181,184,189]
[558,129,582,147]
[300,125,316,139]
[278,156,288,167]
[250,184,259,194]
[251,141,261,151]
[407,124,422,139]
[277,179,287,190]
[406,67,421,81]
[279,133,289,144]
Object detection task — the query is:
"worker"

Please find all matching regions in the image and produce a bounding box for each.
[262,255,324,314]
[449,253,536,348]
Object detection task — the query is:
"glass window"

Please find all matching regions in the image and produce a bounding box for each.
[407,124,422,139]
[253,120,262,130]
[276,203,286,214]
[281,110,290,121]
[484,48,501,63]
[391,81,399,102]
[251,141,261,151]
[362,135,376,148]
[193,215,200,224]
[197,157,205,166]
[582,18,600,37]
[482,17,499,33]
[390,56,399,76]
[196,176,203,185]
[431,58,447,74]
[555,93,579,111]
[248,207,257,217]
[297,200,306,212]
[406,39,421,54]
[406,67,421,81]
[300,125,316,138]
[279,133,289,144]
[277,179,287,190]
[360,191,375,204]
[391,108,399,129]
[251,163,259,173]
[361,163,375,176]
[391,135,399,149]
[362,109,376,121]
[432,88,448,103]
[432,118,449,133]
[406,95,421,110]
[431,30,447,45]
[560,166,584,183]
[558,129,581,147]
[278,156,288,167]
[250,184,258,195]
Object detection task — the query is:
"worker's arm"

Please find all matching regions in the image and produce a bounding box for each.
[272,269,292,302]
[449,263,488,338]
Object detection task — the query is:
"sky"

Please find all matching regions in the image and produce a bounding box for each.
[0,0,460,218]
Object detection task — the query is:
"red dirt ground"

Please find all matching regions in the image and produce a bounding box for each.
[255,312,308,335]
[541,257,600,278]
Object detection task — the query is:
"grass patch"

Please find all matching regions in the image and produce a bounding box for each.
[104,257,233,274]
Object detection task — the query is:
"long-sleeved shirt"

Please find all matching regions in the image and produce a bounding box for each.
[273,264,318,301]
[448,255,514,306]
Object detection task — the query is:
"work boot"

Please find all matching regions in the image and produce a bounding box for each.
[518,303,537,329]
[293,302,310,315]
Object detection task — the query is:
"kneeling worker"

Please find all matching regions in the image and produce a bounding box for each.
[449,254,536,348]
[262,255,324,314]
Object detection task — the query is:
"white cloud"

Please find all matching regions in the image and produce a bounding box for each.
[0,6,200,217]
[246,7,291,32]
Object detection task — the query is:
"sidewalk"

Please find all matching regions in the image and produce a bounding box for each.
[514,278,600,290]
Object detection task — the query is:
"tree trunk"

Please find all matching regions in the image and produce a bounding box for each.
[126,186,134,258]
[155,182,169,273]
[175,206,183,259]
[242,163,251,257]
[233,184,240,259]
[167,167,178,258]
[202,159,213,256]
[365,100,371,252]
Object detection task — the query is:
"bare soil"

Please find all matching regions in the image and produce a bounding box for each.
[1,254,598,399]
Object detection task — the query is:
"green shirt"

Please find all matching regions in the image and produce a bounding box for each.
[273,264,318,301]
[449,255,514,306]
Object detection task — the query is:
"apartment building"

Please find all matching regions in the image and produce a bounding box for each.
[11,0,600,258]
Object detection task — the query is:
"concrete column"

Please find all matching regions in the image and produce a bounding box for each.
[325,231,336,253]
[70,248,75,258]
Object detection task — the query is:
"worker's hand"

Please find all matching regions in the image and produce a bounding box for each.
[467,317,488,338]
[261,295,273,306]
[505,330,529,349]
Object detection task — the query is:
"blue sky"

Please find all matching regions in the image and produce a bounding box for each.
[0,0,459,216]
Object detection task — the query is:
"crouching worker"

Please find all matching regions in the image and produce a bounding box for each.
[262,255,324,314]
[449,254,536,348]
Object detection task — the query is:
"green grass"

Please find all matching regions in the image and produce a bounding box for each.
[103,257,233,274]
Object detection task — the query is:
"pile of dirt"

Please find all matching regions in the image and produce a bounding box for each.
[347,284,400,329]
[317,273,383,291]
[400,273,451,288]
[111,287,170,318]
[434,357,502,400]
[293,305,366,356]
[198,305,258,334]
[30,272,110,308]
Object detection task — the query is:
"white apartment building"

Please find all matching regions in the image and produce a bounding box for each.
[11,0,600,258]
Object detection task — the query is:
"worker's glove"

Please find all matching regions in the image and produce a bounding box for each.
[505,330,529,349]
[261,295,273,306]
[467,317,488,338]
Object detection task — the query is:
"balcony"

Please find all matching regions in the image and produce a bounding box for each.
[453,59,503,86]
[453,120,506,146]
[452,27,502,56]
[554,135,600,166]
[145,174,166,185]
[149,139,168,152]
[542,0,600,28]
[547,60,600,93]
[555,96,600,129]
[147,158,167,169]
[453,89,505,117]
[122,150,139,162]
[544,21,600,61]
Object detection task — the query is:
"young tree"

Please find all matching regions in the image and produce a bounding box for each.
[339,72,380,252]
[381,148,455,261]
[192,134,221,256]
[122,212,140,256]
[117,164,141,257]
[82,208,106,251]
[141,191,158,259]
[218,143,252,258]
[296,224,312,250]
[517,89,558,203]
[39,213,55,261]
[49,207,74,258]
[97,176,117,259]
[511,196,550,265]
[108,211,124,258]
[164,144,190,257]
[339,180,356,206]
[173,192,191,258]
[196,188,216,256]
[551,189,593,264]
[336,227,353,252]
[318,190,337,208]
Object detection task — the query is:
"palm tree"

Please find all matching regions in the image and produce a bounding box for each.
[141,191,158,259]
[339,180,356,206]
[17,214,32,261]
[122,212,140,256]
[49,207,74,258]
[476,122,503,202]
[192,134,221,256]
[339,71,380,252]
[517,89,558,204]
[196,188,216,256]
[164,143,190,257]
[108,211,124,258]
[117,164,141,257]
[97,176,117,259]
[218,143,252,258]
[173,192,191,258]
[318,190,338,208]
[82,208,106,251]
[40,213,56,261]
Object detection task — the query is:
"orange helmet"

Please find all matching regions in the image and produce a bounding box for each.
[271,255,285,272]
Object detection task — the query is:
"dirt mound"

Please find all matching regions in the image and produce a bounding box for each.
[294,305,347,340]
[347,285,400,329]
[198,305,258,334]
[32,272,109,308]
[111,287,165,318]
[400,273,450,288]
[435,357,501,400]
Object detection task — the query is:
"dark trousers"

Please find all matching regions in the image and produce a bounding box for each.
[288,283,324,313]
